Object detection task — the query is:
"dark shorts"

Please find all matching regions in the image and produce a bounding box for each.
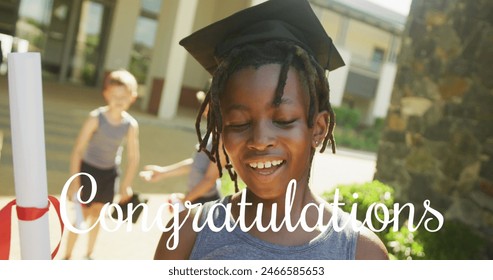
[80,161,118,206]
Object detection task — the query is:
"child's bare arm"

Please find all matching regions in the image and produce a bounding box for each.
[119,120,140,202]
[140,158,193,182]
[68,113,98,200]
[355,227,389,260]
[183,161,220,203]
[154,209,198,259]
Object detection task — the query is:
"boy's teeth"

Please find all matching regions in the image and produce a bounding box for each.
[249,160,283,169]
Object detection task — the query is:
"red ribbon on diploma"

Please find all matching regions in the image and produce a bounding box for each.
[0,196,64,260]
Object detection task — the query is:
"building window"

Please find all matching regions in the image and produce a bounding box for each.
[129,0,161,84]
[371,47,385,71]
[141,0,162,15]
[15,0,53,53]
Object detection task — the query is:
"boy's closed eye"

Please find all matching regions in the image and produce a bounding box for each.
[226,122,251,131]
[225,118,298,131]
[272,106,303,128]
[273,118,298,127]
[223,109,250,130]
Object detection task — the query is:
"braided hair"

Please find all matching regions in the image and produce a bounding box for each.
[195,41,336,192]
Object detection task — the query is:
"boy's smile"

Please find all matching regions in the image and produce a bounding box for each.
[220,63,320,199]
[248,159,284,172]
[246,156,285,180]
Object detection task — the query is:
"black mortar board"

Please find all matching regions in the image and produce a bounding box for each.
[179,0,345,75]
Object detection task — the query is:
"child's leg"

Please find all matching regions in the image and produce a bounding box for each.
[83,202,104,259]
[63,231,78,259]
[63,194,86,259]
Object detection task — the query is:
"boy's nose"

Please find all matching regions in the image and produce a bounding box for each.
[247,121,276,151]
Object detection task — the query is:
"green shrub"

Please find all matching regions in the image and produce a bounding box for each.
[415,220,486,259]
[335,127,380,152]
[220,175,246,197]
[322,181,487,259]
[385,223,425,260]
[322,180,394,240]
[333,106,360,129]
[331,112,384,152]
[385,220,486,260]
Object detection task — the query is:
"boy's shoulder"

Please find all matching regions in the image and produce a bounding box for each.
[356,227,389,259]
[122,111,138,126]
[89,106,105,118]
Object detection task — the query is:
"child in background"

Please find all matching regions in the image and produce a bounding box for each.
[64,69,140,260]
[154,0,388,260]
[140,89,222,206]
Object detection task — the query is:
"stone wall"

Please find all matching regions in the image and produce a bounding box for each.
[374,0,493,250]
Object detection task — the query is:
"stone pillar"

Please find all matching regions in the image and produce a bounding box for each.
[374,0,493,247]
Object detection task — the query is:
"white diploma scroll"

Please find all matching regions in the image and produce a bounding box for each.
[8,52,51,259]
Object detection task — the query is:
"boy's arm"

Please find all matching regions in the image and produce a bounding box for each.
[183,161,220,203]
[182,139,227,202]
[140,158,193,182]
[119,120,140,203]
[154,208,198,260]
[68,113,99,200]
[355,226,389,260]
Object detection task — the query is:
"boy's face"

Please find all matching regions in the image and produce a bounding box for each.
[103,85,135,112]
[220,64,328,199]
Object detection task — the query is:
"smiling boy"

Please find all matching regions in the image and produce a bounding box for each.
[154,0,388,260]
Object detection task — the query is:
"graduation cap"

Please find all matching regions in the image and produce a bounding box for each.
[179,0,345,75]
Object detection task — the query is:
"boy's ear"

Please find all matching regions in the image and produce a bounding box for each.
[312,111,329,148]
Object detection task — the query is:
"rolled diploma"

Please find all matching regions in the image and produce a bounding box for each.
[8,52,51,259]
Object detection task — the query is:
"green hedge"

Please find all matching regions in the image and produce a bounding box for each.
[322,181,486,260]
[220,178,487,259]
[220,175,246,197]
[332,106,384,152]
[333,106,361,129]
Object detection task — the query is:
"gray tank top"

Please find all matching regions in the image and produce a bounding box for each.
[83,107,132,169]
[189,196,360,260]
[188,141,220,198]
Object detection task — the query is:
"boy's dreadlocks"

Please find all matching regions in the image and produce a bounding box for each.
[195,41,337,192]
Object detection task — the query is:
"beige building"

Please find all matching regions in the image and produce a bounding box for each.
[0,0,406,124]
